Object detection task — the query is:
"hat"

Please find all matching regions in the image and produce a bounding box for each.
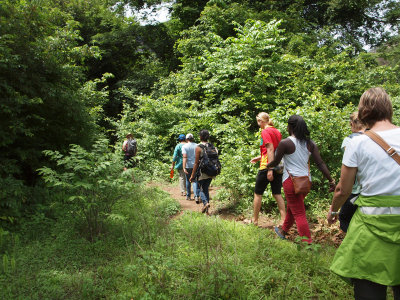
[177,134,186,141]
[186,133,194,140]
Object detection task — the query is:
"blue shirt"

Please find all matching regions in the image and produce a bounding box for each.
[182,142,197,169]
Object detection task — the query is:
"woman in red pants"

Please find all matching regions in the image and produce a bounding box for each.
[267,115,335,243]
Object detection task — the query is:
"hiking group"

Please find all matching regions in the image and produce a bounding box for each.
[123,87,399,299]
[171,130,221,214]
[169,87,399,299]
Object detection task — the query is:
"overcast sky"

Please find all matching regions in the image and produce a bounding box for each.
[128,2,172,25]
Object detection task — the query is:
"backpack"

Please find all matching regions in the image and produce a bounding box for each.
[126,138,137,156]
[198,143,221,177]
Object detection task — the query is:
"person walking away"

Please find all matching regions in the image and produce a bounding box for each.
[182,133,200,202]
[122,133,137,182]
[328,87,400,300]
[267,115,335,243]
[338,112,365,233]
[122,133,137,170]
[171,134,187,196]
[250,112,286,226]
[190,130,220,214]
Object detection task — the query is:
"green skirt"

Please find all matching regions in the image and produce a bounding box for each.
[330,195,400,286]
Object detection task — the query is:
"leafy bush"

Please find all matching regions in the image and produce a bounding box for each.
[0,181,180,299]
[38,139,129,240]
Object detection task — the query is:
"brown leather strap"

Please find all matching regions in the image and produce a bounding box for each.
[364,130,400,165]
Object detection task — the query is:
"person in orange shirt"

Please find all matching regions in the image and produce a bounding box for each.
[250,112,285,226]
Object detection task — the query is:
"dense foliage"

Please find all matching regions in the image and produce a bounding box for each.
[1,0,400,297]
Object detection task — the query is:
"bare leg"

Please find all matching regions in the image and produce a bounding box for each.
[253,193,262,225]
[273,194,286,225]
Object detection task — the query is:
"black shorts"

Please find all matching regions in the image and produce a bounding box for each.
[124,155,136,168]
[254,169,282,195]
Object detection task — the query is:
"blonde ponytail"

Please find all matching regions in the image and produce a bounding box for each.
[256,112,274,126]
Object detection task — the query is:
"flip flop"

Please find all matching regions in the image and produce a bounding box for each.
[202,203,210,213]
[274,226,286,240]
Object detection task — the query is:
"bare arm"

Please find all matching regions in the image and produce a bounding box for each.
[327,165,357,224]
[250,156,261,163]
[183,154,188,174]
[266,138,293,168]
[266,143,275,180]
[309,141,335,187]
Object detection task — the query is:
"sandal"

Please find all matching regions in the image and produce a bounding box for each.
[274,226,286,240]
[202,203,210,213]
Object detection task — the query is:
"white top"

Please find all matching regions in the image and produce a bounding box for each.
[341,133,362,194]
[182,142,197,168]
[282,136,311,182]
[342,128,400,196]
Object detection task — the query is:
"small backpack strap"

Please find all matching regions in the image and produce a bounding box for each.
[364,130,400,165]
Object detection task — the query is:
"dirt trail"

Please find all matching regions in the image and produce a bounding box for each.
[153,182,344,247]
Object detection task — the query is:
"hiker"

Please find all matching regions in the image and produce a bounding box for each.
[171,134,187,196]
[122,133,137,172]
[250,112,286,226]
[268,115,335,243]
[328,87,400,299]
[338,112,365,233]
[182,133,200,202]
[190,129,220,214]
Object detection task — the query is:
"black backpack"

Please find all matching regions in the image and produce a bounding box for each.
[126,138,137,156]
[198,143,221,177]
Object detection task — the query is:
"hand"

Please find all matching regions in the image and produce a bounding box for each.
[189,176,194,182]
[327,209,338,225]
[328,180,336,192]
[267,170,274,181]
[250,157,260,164]
[184,169,188,175]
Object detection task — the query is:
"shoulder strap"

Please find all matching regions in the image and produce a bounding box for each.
[364,130,400,165]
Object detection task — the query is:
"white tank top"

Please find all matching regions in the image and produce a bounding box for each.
[282,136,311,182]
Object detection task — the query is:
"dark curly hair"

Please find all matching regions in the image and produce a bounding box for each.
[199,129,210,142]
[288,115,310,144]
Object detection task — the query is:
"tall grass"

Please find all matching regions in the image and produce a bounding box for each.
[0,182,360,299]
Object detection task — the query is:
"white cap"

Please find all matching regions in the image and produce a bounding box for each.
[186,133,193,139]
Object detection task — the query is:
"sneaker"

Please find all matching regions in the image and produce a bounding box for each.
[186,196,191,201]
[194,197,201,204]
[274,226,286,240]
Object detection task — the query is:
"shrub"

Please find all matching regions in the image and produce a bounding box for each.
[38,138,129,240]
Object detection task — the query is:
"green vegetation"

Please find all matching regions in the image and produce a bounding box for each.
[1,0,400,298]
[0,185,353,299]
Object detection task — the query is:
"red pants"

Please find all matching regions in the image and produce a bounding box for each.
[282,177,312,243]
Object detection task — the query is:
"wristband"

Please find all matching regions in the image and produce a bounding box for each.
[331,211,339,216]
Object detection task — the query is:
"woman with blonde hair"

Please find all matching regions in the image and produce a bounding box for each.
[328,87,400,299]
[250,112,286,226]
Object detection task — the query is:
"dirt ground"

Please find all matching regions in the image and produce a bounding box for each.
[152,181,345,247]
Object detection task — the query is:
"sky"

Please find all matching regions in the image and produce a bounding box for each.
[128,2,172,25]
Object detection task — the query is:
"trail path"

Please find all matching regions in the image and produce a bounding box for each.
[152,182,344,247]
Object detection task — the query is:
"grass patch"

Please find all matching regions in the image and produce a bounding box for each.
[0,183,354,299]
